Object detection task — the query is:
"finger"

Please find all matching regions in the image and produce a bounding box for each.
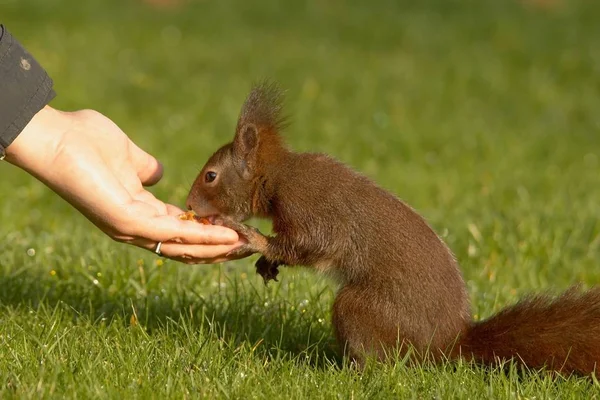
[166,204,185,216]
[165,255,237,265]
[131,214,240,245]
[133,190,169,216]
[129,142,164,186]
[158,242,244,263]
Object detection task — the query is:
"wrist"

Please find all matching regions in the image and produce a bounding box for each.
[4,106,71,176]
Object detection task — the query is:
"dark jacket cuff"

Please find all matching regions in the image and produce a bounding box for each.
[0,24,56,156]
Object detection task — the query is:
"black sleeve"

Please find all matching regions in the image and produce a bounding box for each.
[0,24,56,158]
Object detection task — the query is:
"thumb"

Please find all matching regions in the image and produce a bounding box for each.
[129,142,164,186]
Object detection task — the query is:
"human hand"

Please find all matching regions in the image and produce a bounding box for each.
[4,106,245,264]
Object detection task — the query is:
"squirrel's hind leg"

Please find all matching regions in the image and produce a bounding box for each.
[332,285,420,367]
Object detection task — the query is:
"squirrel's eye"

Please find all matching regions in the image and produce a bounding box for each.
[205,171,217,183]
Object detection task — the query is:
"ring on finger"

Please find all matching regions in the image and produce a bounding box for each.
[154,241,163,256]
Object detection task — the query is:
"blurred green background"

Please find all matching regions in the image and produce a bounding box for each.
[1,0,600,397]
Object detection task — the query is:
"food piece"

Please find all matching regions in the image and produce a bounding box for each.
[178,210,197,221]
[179,211,212,225]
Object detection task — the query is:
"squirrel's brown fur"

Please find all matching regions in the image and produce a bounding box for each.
[186,81,600,377]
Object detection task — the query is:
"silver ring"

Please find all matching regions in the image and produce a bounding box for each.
[154,241,163,255]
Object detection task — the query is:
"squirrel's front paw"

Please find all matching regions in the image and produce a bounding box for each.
[214,216,268,254]
[255,256,280,285]
[213,216,248,233]
[225,243,257,259]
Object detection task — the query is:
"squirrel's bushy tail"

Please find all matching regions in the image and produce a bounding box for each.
[456,287,600,377]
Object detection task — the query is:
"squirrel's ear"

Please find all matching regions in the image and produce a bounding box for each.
[233,123,259,177]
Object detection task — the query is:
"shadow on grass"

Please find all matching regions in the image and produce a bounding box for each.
[0,268,343,370]
[1,270,593,383]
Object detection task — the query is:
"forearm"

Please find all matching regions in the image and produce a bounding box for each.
[0,24,56,160]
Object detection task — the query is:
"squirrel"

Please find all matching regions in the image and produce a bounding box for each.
[185,81,600,377]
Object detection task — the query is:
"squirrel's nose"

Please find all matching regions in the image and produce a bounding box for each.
[185,194,194,212]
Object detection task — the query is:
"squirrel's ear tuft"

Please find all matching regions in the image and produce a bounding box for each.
[232,80,288,177]
[237,80,288,135]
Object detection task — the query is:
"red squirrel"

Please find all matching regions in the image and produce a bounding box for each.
[185,81,600,376]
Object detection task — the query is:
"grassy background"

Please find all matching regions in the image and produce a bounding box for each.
[2,0,600,397]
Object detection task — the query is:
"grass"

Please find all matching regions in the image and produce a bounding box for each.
[2,0,600,397]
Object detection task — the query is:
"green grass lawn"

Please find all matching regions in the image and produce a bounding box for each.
[2,0,600,397]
